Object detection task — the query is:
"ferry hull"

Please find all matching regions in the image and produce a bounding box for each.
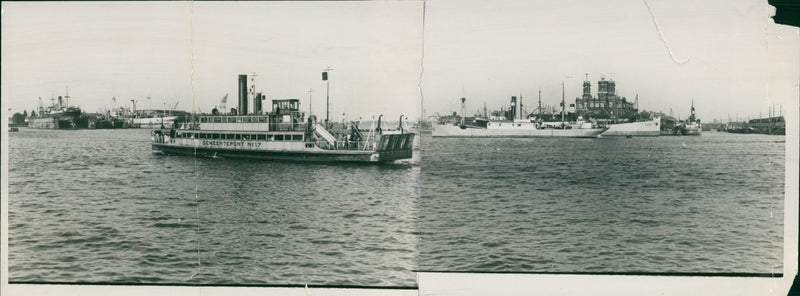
[602,118,661,137]
[432,124,606,138]
[151,143,412,163]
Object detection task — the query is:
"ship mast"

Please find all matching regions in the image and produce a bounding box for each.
[65,86,70,107]
[561,81,565,125]
[460,97,466,126]
[323,66,332,128]
[538,89,542,119]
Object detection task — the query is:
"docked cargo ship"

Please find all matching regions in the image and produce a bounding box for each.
[432,96,606,138]
[151,74,414,163]
[133,115,179,129]
[602,117,661,137]
[723,115,785,135]
[112,99,188,128]
[28,93,87,129]
[567,75,661,137]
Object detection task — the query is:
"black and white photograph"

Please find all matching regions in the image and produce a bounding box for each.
[2,0,798,295]
[3,0,423,292]
[415,0,797,294]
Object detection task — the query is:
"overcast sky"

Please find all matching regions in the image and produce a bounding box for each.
[2,1,424,121]
[422,0,798,122]
[2,0,798,122]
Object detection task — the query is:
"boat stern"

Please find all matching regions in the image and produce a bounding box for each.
[375,133,415,162]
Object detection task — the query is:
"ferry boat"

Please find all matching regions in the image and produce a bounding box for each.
[432,96,606,138]
[151,98,415,163]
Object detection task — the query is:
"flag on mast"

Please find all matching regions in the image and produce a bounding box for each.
[322,72,328,81]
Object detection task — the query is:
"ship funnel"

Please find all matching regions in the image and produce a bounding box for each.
[460,98,467,126]
[399,115,404,133]
[376,114,383,134]
[510,96,517,120]
[58,96,63,107]
[238,74,248,115]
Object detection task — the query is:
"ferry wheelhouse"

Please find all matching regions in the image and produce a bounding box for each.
[151,99,414,163]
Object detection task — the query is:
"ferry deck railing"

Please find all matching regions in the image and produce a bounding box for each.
[177,121,309,132]
[314,139,375,151]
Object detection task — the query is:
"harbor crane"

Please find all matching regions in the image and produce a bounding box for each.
[171,101,180,116]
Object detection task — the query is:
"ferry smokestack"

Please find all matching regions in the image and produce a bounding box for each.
[238,74,248,115]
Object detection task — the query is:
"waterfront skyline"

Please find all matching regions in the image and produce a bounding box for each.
[421,0,798,122]
[3,1,797,123]
[2,1,424,121]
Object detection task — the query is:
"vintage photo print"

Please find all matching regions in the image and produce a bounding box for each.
[2,0,423,290]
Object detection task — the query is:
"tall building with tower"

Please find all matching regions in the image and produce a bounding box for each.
[574,75,638,123]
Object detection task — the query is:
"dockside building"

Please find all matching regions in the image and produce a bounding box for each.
[574,76,638,123]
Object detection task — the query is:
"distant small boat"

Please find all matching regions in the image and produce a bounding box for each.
[681,101,702,136]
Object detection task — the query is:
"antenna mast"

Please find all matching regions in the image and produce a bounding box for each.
[65,86,70,107]
[250,72,258,114]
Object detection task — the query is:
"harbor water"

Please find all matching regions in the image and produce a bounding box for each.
[8,129,785,286]
[418,132,784,273]
[8,128,420,286]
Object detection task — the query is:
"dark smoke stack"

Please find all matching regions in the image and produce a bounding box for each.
[58,96,63,107]
[510,96,517,120]
[238,74,248,115]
